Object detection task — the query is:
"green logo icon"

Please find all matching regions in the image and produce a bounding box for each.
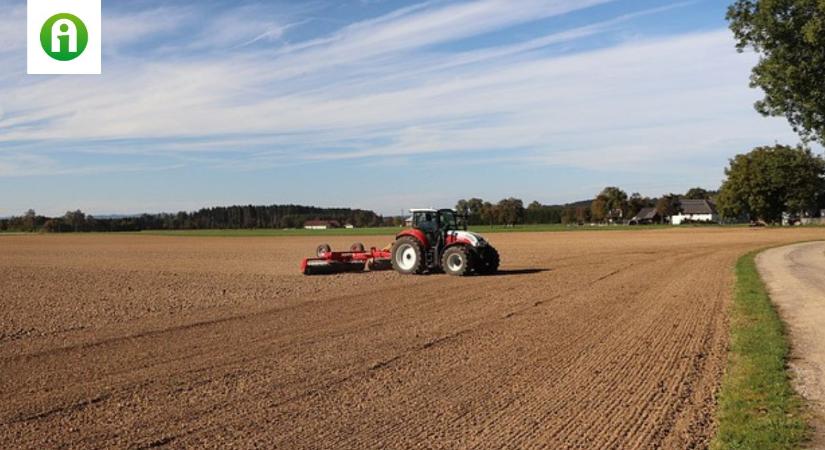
[40,13,88,61]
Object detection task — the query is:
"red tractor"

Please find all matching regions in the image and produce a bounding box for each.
[301,208,499,276]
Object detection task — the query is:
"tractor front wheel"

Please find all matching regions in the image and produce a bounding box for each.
[391,237,425,274]
[441,246,473,276]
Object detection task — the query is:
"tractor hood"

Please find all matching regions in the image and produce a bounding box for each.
[447,230,488,247]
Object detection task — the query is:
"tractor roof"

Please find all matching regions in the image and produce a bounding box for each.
[409,208,458,213]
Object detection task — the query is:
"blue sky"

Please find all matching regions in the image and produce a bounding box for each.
[0,0,811,216]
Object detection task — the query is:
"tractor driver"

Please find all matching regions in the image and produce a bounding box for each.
[416,212,437,231]
[415,212,438,242]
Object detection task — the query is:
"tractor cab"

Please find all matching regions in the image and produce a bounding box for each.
[410,208,468,255]
[394,208,496,275]
[410,208,465,236]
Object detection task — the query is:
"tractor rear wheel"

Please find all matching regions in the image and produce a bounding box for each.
[476,246,500,275]
[441,245,472,276]
[391,237,425,274]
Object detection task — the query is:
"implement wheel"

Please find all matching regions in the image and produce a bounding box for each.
[316,244,331,257]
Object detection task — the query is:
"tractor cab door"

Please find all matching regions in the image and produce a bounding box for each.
[438,209,465,249]
[413,212,439,247]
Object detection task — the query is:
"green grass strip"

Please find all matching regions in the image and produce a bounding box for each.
[712,252,809,449]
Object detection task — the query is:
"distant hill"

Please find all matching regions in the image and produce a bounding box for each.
[88,214,140,220]
[0,204,383,233]
[557,200,592,209]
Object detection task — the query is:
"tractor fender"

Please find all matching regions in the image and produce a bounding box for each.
[396,229,429,248]
[443,241,473,252]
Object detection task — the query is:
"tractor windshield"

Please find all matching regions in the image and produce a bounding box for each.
[439,210,459,231]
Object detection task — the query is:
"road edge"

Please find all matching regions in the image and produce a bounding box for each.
[711,250,810,449]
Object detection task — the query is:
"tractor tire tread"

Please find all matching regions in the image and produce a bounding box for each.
[477,246,500,275]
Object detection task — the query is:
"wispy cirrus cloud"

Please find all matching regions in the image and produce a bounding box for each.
[1,0,622,144]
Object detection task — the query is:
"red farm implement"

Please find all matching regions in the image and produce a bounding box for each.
[300,243,392,275]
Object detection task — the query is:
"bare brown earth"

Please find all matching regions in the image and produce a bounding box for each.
[2,228,825,449]
[757,242,825,449]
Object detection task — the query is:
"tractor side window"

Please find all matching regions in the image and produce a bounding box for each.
[415,213,436,232]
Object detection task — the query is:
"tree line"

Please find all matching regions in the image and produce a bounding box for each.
[454,187,718,227]
[453,144,825,227]
[0,205,383,233]
[7,143,821,234]
[582,146,825,225]
[6,143,823,234]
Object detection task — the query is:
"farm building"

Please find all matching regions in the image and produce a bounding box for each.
[303,219,341,230]
[671,199,719,225]
[629,207,661,225]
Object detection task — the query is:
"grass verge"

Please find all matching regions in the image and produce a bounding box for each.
[712,251,809,449]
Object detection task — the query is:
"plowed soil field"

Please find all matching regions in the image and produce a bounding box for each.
[2,228,824,449]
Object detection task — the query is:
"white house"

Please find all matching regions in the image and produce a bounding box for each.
[303,219,341,230]
[671,199,719,225]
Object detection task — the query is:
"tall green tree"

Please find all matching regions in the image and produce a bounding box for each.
[64,210,86,232]
[575,206,591,224]
[22,209,36,232]
[627,193,653,219]
[526,201,542,224]
[455,199,469,217]
[683,187,711,200]
[728,0,825,143]
[463,198,484,225]
[592,187,628,223]
[496,198,525,226]
[561,207,577,225]
[718,145,825,222]
[480,201,497,227]
[655,194,681,224]
[590,196,608,223]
